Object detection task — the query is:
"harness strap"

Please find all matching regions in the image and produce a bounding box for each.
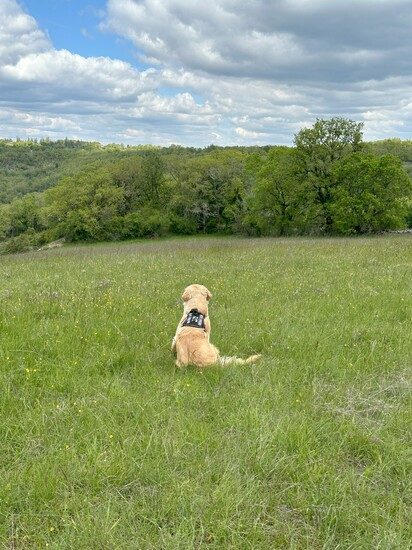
[182,308,206,329]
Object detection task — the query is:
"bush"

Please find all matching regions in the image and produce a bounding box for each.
[406,202,412,228]
[241,212,270,236]
[169,214,197,235]
[1,229,36,254]
[60,209,101,242]
[122,208,170,238]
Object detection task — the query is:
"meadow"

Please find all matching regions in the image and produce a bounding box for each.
[0,235,411,549]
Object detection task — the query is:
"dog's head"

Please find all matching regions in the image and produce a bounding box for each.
[182,284,212,303]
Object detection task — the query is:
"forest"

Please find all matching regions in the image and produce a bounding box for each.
[0,118,411,253]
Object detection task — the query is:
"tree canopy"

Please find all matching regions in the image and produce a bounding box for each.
[1,120,411,253]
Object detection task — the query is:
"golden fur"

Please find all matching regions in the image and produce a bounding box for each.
[171,284,261,368]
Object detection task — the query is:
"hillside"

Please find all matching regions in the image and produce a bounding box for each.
[0,139,265,204]
[0,139,153,203]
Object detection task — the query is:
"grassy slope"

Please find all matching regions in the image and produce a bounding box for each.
[0,236,411,549]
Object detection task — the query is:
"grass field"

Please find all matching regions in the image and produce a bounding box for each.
[0,235,411,549]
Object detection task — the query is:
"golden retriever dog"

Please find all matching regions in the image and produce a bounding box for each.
[171,284,261,368]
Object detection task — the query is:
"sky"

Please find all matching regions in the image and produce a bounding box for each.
[0,0,411,146]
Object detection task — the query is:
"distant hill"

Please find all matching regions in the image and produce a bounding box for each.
[0,139,156,203]
[0,139,268,204]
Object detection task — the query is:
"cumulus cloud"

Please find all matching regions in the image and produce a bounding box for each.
[0,0,222,144]
[0,0,411,145]
[102,0,412,142]
[104,0,412,82]
[0,50,156,102]
[0,0,50,65]
[235,127,268,140]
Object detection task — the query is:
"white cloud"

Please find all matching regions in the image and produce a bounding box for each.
[235,127,266,139]
[10,111,81,131]
[1,49,156,100]
[103,0,309,77]
[0,0,50,65]
[104,0,412,82]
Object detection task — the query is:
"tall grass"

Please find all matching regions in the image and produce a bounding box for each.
[0,236,411,548]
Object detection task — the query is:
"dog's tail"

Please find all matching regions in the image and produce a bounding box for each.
[218,354,261,367]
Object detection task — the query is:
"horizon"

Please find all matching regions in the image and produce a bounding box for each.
[1,0,412,146]
[1,134,412,149]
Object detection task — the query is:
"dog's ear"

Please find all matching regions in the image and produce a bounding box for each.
[182,288,191,302]
[206,288,212,301]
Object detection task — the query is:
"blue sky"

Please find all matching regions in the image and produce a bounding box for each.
[22,0,140,65]
[1,0,411,146]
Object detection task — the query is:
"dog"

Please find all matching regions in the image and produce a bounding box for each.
[171,284,261,368]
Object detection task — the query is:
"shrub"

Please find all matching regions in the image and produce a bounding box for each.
[60,209,101,242]
[1,229,36,254]
[406,202,412,228]
[122,208,170,238]
[169,214,197,235]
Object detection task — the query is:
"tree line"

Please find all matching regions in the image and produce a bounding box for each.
[1,118,411,253]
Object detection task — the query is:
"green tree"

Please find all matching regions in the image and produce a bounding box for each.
[44,169,124,241]
[248,148,317,235]
[111,157,143,211]
[0,203,11,240]
[329,153,412,234]
[140,153,166,207]
[8,193,44,236]
[295,118,364,231]
[167,151,248,233]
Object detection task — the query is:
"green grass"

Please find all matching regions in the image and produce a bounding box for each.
[0,236,411,549]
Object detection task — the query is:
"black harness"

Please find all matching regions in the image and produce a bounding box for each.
[181,308,206,329]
